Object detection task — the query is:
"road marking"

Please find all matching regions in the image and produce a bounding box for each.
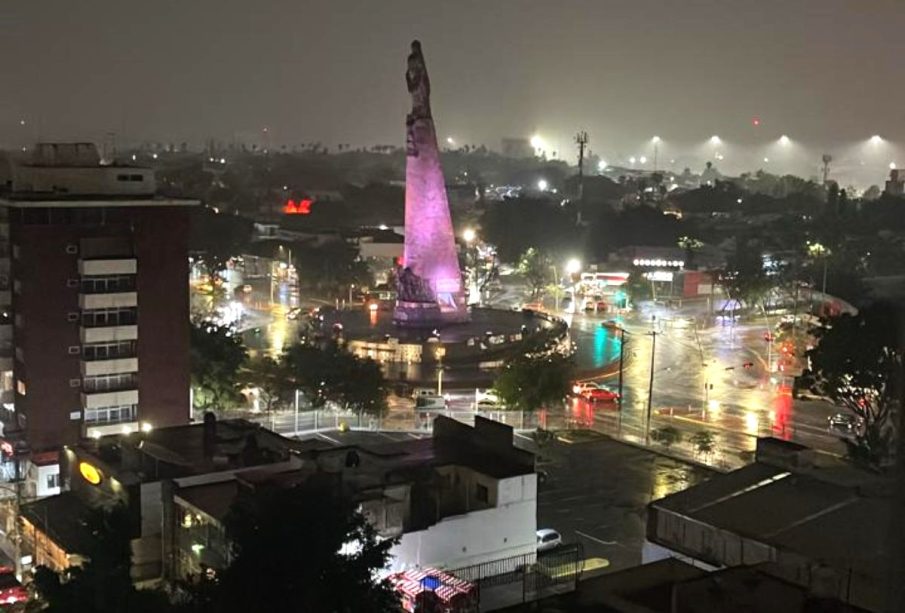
[575,530,618,546]
[317,433,341,444]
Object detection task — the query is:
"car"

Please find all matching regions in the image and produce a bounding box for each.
[476,398,503,411]
[573,382,619,402]
[286,307,302,320]
[536,529,562,552]
[828,412,862,433]
[415,395,448,410]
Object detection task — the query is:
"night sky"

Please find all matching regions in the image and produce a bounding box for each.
[3,0,904,174]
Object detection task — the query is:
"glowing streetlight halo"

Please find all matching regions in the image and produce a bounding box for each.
[565,258,582,275]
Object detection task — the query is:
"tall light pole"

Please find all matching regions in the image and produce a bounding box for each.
[550,265,560,311]
[652,136,661,172]
[575,131,589,202]
[463,228,477,304]
[566,259,581,310]
[645,320,657,445]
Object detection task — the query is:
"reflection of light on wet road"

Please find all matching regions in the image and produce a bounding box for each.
[744,410,759,435]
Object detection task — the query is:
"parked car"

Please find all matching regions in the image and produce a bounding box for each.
[476,398,503,411]
[536,528,562,552]
[415,395,448,410]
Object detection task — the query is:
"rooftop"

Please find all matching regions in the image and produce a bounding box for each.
[20,491,96,557]
[651,457,893,577]
[79,418,312,485]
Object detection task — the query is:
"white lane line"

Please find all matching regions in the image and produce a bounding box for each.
[575,530,618,546]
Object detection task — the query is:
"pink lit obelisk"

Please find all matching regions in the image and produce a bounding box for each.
[394,40,469,326]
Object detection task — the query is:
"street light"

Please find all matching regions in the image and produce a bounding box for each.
[710,135,721,145]
[530,134,543,149]
[446,137,456,146]
[870,134,883,145]
[537,179,549,191]
[597,160,608,172]
[565,258,581,275]
[779,135,791,146]
[462,228,476,243]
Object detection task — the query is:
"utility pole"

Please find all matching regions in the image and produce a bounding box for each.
[645,330,657,445]
[575,131,589,202]
[617,327,626,412]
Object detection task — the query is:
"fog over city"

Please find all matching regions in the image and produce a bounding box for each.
[3,1,905,184]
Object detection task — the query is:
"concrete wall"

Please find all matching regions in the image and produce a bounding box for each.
[387,473,536,573]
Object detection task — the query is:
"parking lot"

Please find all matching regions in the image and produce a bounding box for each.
[529,432,712,572]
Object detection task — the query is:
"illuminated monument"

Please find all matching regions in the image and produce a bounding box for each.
[394,40,469,326]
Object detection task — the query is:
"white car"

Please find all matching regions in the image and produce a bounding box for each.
[476,398,504,411]
[536,529,562,552]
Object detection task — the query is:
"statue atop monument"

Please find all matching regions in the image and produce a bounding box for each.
[406,40,431,120]
[394,40,469,326]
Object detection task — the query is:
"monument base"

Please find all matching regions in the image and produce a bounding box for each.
[393,300,470,327]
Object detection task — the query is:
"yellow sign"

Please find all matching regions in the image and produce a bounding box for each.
[79,461,102,485]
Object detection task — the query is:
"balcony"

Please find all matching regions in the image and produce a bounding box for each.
[81,389,139,410]
[78,258,137,276]
[81,357,138,377]
[80,325,138,344]
[79,292,137,310]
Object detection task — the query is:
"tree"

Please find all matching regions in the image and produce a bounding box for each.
[493,346,573,412]
[718,241,772,312]
[805,302,903,468]
[190,321,248,412]
[240,355,288,413]
[690,431,717,459]
[650,426,682,450]
[517,247,553,298]
[283,344,388,414]
[190,209,253,288]
[291,240,373,299]
[32,505,171,612]
[180,482,398,613]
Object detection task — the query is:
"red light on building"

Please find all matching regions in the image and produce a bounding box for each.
[283,198,313,215]
[752,117,761,127]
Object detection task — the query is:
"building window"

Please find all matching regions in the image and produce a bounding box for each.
[67,346,80,355]
[475,483,489,504]
[65,244,78,254]
[81,308,137,327]
[82,341,135,361]
[79,275,135,294]
[66,278,79,288]
[84,404,136,424]
[16,379,25,396]
[46,474,60,490]
[83,373,135,393]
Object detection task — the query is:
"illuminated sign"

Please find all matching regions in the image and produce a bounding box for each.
[283,198,313,215]
[79,461,102,485]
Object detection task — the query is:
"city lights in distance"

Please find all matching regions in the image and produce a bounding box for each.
[597,160,608,171]
[870,135,883,144]
[462,228,476,243]
[651,136,661,144]
[537,179,549,191]
[890,162,897,170]
[763,157,770,163]
[639,156,648,164]
[710,135,721,145]
[779,135,790,146]
[530,134,544,149]
[629,156,637,165]
[752,117,761,126]
[446,137,455,146]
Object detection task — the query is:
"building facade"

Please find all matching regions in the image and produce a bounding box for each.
[0,143,195,495]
